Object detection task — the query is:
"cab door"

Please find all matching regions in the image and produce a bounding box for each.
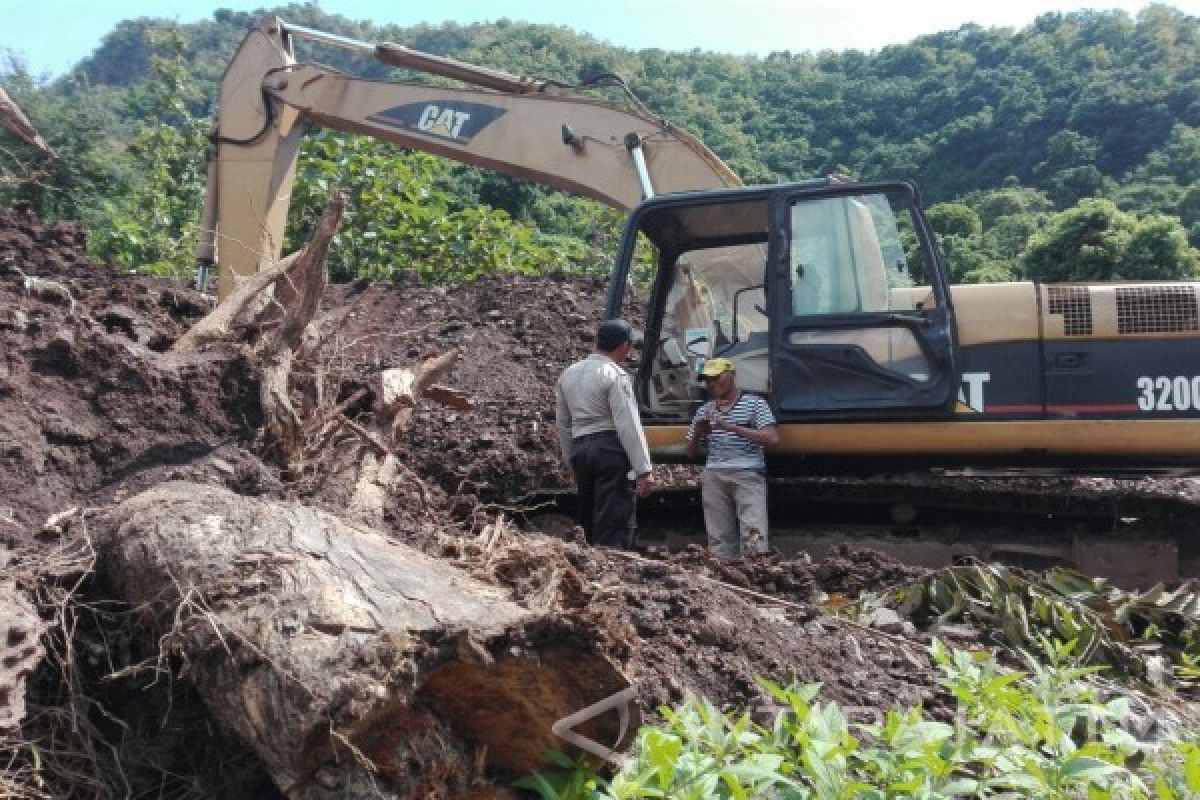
[766,181,959,417]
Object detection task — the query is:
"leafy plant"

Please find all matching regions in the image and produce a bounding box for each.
[286,131,611,284]
[515,751,610,799]
[886,564,1200,695]
[521,642,1200,799]
[86,29,208,275]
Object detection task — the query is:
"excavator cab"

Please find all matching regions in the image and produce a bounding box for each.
[609,179,960,436]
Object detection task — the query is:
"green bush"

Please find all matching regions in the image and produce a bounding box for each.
[86,30,208,276]
[286,131,611,285]
[519,640,1200,799]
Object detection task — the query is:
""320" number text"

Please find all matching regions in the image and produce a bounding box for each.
[1137,375,1200,411]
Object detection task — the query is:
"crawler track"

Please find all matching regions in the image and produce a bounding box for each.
[528,474,1200,586]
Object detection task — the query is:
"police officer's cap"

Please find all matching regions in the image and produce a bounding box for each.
[596,319,642,351]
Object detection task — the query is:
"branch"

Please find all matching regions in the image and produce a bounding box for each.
[268,191,342,354]
[377,349,462,449]
[256,190,346,471]
[171,250,303,352]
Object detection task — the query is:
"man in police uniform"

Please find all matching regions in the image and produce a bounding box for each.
[555,319,655,548]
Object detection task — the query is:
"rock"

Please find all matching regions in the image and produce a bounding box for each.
[804,619,831,635]
[209,458,236,475]
[864,607,907,634]
[1145,655,1169,689]
[0,308,28,332]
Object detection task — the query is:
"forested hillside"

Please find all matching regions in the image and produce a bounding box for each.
[2,2,1198,283]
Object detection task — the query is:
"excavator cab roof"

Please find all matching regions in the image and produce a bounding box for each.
[626,177,917,256]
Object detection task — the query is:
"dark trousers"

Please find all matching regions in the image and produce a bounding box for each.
[570,432,635,549]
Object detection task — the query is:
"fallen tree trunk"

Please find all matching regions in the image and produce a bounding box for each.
[96,482,631,799]
[0,87,57,158]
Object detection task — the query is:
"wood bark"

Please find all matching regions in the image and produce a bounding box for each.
[257,195,338,474]
[377,349,461,449]
[170,251,303,353]
[347,349,464,524]
[97,482,631,799]
[173,189,342,356]
[0,577,42,732]
[0,87,57,158]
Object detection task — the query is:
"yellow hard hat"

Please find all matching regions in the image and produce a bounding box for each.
[699,357,735,377]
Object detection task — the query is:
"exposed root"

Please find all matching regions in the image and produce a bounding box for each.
[5,510,275,799]
[6,264,75,313]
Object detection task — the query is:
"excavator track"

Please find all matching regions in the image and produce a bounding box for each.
[527,474,1200,587]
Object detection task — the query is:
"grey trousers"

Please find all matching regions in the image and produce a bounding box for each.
[700,468,769,559]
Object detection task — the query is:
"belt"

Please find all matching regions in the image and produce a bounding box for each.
[573,430,618,443]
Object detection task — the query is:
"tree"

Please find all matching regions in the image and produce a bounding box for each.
[926,202,982,237]
[9,5,1200,288]
[1121,214,1200,280]
[1151,124,1200,184]
[938,233,998,283]
[286,131,563,284]
[1044,165,1112,208]
[1179,184,1200,246]
[966,186,1053,228]
[87,30,208,275]
[1022,199,1132,282]
[0,53,131,228]
[1023,198,1199,282]
[983,213,1045,276]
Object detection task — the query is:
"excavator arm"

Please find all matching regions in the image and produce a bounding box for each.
[198,16,740,297]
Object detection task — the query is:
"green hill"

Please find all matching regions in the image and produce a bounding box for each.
[2,3,1198,282]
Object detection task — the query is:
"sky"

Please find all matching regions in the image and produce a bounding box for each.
[4,0,1199,79]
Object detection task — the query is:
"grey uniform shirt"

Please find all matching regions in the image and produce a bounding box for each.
[555,353,653,478]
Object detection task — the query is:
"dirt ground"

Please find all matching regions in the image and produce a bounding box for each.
[0,207,1191,797]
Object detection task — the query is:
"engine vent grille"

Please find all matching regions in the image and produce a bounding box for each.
[1115,286,1199,334]
[1047,286,1093,336]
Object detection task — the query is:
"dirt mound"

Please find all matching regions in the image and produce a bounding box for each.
[0,211,267,533]
[447,527,935,716]
[321,272,649,509]
[815,544,927,597]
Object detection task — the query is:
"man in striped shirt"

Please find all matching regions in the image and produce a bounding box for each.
[686,357,779,559]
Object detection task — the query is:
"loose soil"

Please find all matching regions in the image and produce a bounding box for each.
[1,207,1194,797]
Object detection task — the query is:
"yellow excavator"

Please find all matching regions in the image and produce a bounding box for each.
[201,15,1200,475]
[199,18,1200,581]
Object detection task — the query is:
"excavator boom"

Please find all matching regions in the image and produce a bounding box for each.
[198,17,739,297]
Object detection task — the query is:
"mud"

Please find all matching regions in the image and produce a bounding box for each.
[1,206,1195,797]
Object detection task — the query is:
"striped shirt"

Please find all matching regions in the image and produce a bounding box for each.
[687,393,776,470]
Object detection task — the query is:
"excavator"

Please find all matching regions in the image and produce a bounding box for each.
[199,17,1200,582]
